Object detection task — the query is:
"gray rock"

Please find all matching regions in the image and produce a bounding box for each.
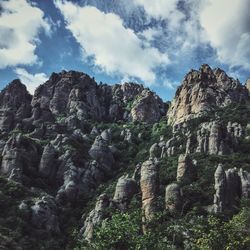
[89,136,114,168]
[213,164,227,213]
[81,194,110,241]
[113,175,138,211]
[39,143,58,179]
[165,183,183,213]
[238,169,250,199]
[31,196,60,234]
[0,79,32,132]
[1,134,40,177]
[176,154,197,183]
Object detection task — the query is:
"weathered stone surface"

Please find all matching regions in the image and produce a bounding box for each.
[88,135,114,168]
[39,143,58,179]
[113,175,138,211]
[140,158,159,224]
[195,121,243,155]
[1,134,40,177]
[131,90,166,123]
[213,165,250,213]
[165,183,182,213]
[176,154,197,183]
[168,64,248,125]
[213,164,227,213]
[238,169,250,199]
[30,71,165,125]
[31,195,60,234]
[0,79,32,132]
[81,194,110,241]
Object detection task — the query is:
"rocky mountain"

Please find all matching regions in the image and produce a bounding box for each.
[0,66,250,250]
[167,64,249,125]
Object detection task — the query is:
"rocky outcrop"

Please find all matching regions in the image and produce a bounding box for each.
[81,194,110,241]
[165,183,183,214]
[168,64,248,125]
[0,79,32,132]
[1,134,40,180]
[131,90,166,123]
[140,158,159,227]
[176,154,197,183]
[31,196,60,234]
[39,143,58,180]
[213,164,227,213]
[113,175,138,211]
[213,164,250,213]
[196,121,243,155]
[30,71,165,125]
[88,135,115,169]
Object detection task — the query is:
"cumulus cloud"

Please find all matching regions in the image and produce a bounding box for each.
[0,0,51,69]
[14,68,48,94]
[200,0,250,70]
[54,0,169,83]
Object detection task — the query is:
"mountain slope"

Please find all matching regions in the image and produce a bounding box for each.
[0,66,249,250]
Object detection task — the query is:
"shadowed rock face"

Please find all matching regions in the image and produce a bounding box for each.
[213,164,250,214]
[81,194,110,241]
[0,79,32,132]
[176,154,197,183]
[165,183,183,214]
[168,64,248,125]
[113,175,138,211]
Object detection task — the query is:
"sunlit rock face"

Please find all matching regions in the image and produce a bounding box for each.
[167,64,248,125]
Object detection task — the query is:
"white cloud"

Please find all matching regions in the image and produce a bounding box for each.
[54,0,169,83]
[134,0,185,28]
[163,79,179,89]
[0,0,51,69]
[14,68,48,94]
[200,0,250,70]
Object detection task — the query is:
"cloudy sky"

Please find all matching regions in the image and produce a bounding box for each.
[0,0,249,100]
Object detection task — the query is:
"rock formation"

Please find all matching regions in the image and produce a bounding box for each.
[81,194,110,241]
[165,183,183,214]
[168,64,248,125]
[0,79,32,132]
[113,175,138,211]
[213,164,250,213]
[140,158,159,229]
[176,154,197,183]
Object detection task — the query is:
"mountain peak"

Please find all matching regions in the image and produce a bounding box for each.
[168,65,249,125]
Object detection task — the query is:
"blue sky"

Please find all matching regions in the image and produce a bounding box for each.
[0,0,249,101]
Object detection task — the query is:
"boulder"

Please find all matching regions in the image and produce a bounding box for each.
[165,183,182,214]
[113,175,138,211]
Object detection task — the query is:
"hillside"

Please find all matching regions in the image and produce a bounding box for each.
[0,64,249,250]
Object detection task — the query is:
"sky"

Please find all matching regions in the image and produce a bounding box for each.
[0,0,249,100]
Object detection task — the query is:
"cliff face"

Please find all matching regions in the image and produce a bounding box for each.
[167,64,249,125]
[0,66,249,249]
[30,70,166,126]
